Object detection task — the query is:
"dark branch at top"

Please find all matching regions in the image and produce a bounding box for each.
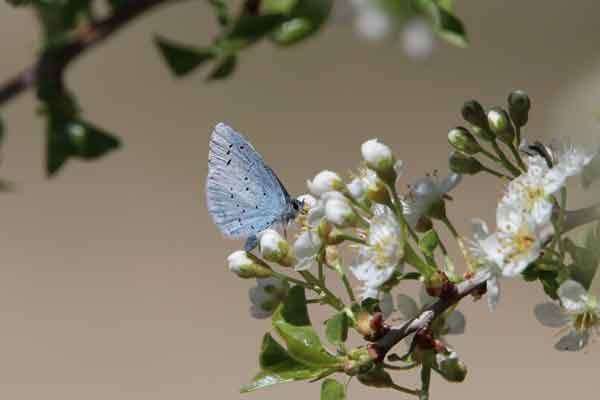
[0,0,180,106]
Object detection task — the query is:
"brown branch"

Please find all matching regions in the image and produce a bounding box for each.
[0,0,182,106]
[372,202,600,360]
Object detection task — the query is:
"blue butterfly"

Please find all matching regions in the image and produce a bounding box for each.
[206,123,302,251]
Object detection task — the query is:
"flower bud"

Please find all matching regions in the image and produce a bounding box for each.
[258,229,295,267]
[423,271,445,297]
[448,151,484,174]
[448,127,481,154]
[307,170,345,196]
[471,125,495,142]
[361,139,396,183]
[325,195,362,228]
[355,311,375,337]
[461,100,489,129]
[293,230,321,271]
[487,107,515,144]
[435,351,468,382]
[357,366,394,388]
[507,90,530,127]
[297,193,317,210]
[347,178,366,202]
[227,251,272,279]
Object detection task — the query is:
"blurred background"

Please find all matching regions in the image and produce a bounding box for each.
[0,1,599,399]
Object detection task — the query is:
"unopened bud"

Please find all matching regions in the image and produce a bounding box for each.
[324,194,364,228]
[471,125,495,142]
[449,151,484,175]
[448,127,481,154]
[436,351,468,382]
[259,229,295,267]
[424,271,446,298]
[307,170,345,196]
[507,90,530,127]
[227,251,272,278]
[461,100,489,129]
[357,366,394,388]
[487,107,515,144]
[361,139,397,183]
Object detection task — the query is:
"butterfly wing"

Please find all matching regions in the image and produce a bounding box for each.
[206,123,290,239]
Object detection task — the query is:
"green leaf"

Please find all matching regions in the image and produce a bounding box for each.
[228,14,286,43]
[208,0,230,26]
[565,237,599,290]
[521,264,539,282]
[538,270,560,300]
[273,286,340,368]
[154,36,215,77]
[262,0,298,14]
[419,0,468,48]
[325,312,348,345]
[242,333,334,393]
[207,55,238,80]
[436,0,454,12]
[321,379,346,400]
[271,0,334,46]
[46,114,120,176]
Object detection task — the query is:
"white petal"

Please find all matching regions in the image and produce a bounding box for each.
[557,280,589,313]
[293,230,321,271]
[250,305,274,319]
[486,276,500,312]
[439,172,462,193]
[380,292,394,319]
[445,311,466,335]
[534,302,569,327]
[395,294,419,320]
[470,218,490,241]
[554,331,589,352]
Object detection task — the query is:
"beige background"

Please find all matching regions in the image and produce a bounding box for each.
[0,1,599,399]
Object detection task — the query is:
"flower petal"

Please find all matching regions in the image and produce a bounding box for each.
[534,302,569,327]
[557,280,588,313]
[380,292,394,319]
[486,276,500,312]
[445,310,466,335]
[554,331,589,352]
[396,294,419,320]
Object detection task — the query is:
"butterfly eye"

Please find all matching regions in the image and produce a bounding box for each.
[292,202,299,211]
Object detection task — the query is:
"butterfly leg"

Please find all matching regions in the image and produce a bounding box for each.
[244,234,259,252]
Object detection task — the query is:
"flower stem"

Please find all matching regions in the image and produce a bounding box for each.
[481,164,512,179]
[442,216,459,239]
[419,366,432,400]
[491,139,521,177]
[390,383,421,396]
[299,271,344,310]
[383,362,418,370]
[271,271,312,289]
[508,142,527,171]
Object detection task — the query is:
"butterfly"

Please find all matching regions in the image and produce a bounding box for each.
[206,123,303,252]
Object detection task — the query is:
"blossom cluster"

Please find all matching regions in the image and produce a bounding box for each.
[222,90,600,400]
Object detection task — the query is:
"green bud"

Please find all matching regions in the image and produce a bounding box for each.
[487,107,515,144]
[449,151,484,175]
[436,353,468,382]
[448,127,481,154]
[471,125,495,142]
[461,100,489,129]
[357,366,394,388]
[507,90,531,127]
[227,251,273,279]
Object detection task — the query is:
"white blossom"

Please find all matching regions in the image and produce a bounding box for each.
[349,0,391,41]
[351,204,403,296]
[401,18,434,61]
[496,204,543,277]
[249,277,288,319]
[307,170,344,196]
[467,219,505,311]
[549,140,596,178]
[293,230,322,271]
[534,280,600,351]
[324,193,359,227]
[258,229,295,266]
[403,172,462,227]
[361,138,393,171]
[227,250,272,279]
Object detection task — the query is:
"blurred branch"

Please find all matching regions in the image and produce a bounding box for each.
[0,0,184,106]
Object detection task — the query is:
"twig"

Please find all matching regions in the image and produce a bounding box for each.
[371,201,600,360]
[0,0,183,106]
